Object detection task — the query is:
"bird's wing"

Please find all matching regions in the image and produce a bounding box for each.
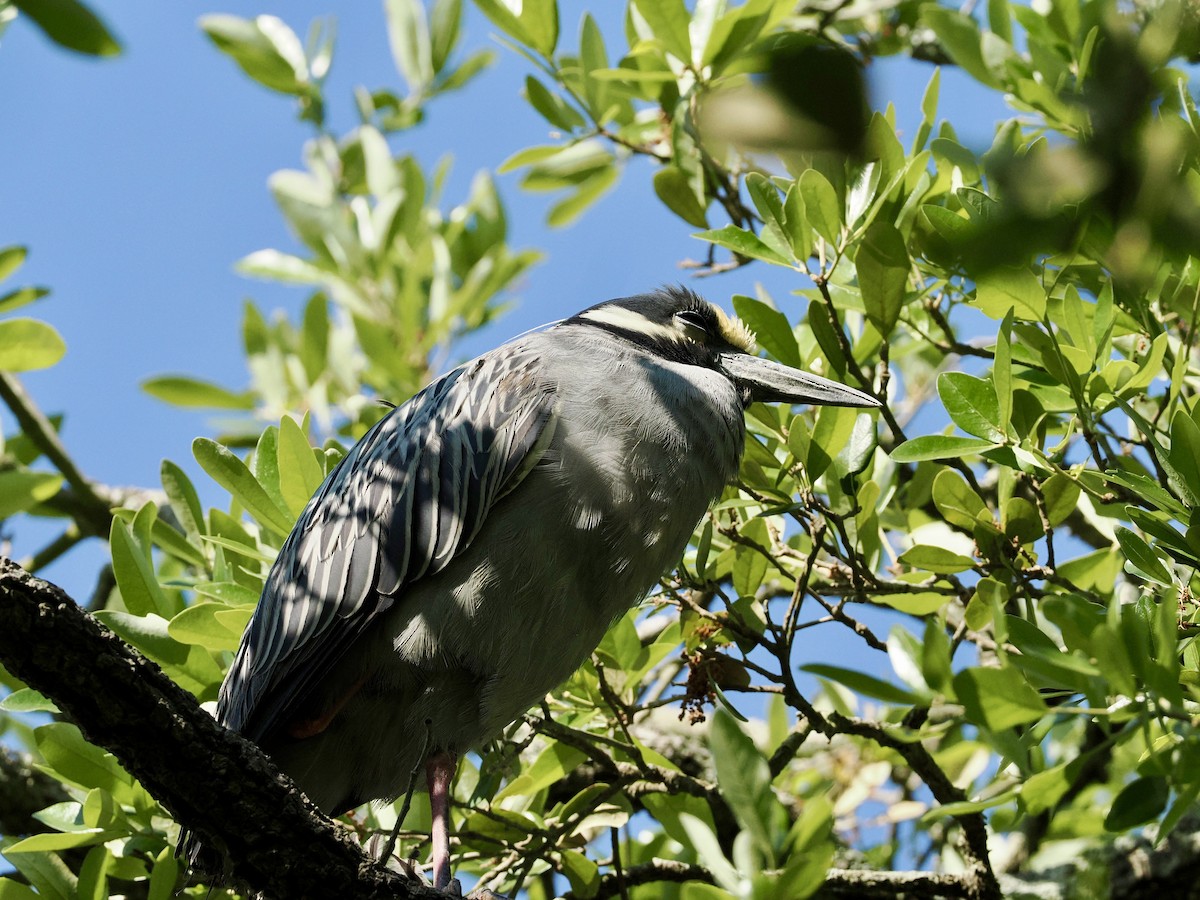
[217,346,557,741]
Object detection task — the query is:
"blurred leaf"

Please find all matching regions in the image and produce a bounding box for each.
[201,15,308,95]
[765,36,868,155]
[633,0,691,62]
[0,469,62,518]
[922,6,999,88]
[0,317,65,371]
[1104,776,1169,831]
[654,166,709,229]
[12,0,120,56]
[803,663,922,704]
[0,246,27,282]
[385,0,433,92]
[142,375,254,410]
[524,75,584,131]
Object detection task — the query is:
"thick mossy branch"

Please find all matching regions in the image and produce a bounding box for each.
[0,558,444,900]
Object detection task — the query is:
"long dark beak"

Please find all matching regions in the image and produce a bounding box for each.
[718,352,881,407]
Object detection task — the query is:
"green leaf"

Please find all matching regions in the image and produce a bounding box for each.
[890,435,998,462]
[922,6,999,88]
[679,814,739,894]
[167,602,252,652]
[899,545,976,574]
[559,849,599,899]
[799,169,840,245]
[578,13,610,121]
[937,372,1004,441]
[1115,526,1172,585]
[1040,473,1079,527]
[710,708,776,863]
[0,246,27,282]
[633,0,691,62]
[0,879,44,900]
[932,469,988,529]
[524,75,584,131]
[694,225,792,266]
[200,14,307,95]
[161,460,205,542]
[192,581,261,606]
[75,847,109,900]
[952,666,1046,731]
[0,286,50,314]
[546,166,618,227]
[142,375,254,409]
[385,0,433,91]
[875,592,951,615]
[35,723,132,801]
[856,220,909,337]
[974,267,1046,320]
[0,687,58,713]
[1104,776,1169,831]
[276,415,325,518]
[95,611,224,696]
[193,437,294,535]
[654,166,709,228]
[994,309,1013,433]
[109,518,169,617]
[783,182,813,262]
[807,404,858,481]
[12,0,121,56]
[0,318,65,371]
[518,0,557,56]
[429,0,462,72]
[472,0,531,46]
[803,663,921,705]
[496,741,587,800]
[1,852,73,900]
[731,295,800,367]
[5,831,116,853]
[745,173,792,261]
[0,469,62,518]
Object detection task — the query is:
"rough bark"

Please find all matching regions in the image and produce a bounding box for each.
[0,558,445,900]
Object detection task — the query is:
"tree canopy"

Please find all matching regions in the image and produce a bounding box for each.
[3,1,1200,898]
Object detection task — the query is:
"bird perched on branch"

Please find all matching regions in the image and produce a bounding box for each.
[182,287,879,892]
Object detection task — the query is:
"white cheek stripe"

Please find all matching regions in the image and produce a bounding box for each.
[581,306,683,343]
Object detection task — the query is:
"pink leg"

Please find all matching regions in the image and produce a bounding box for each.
[426,751,457,891]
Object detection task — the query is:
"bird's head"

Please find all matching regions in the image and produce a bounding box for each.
[567,286,881,410]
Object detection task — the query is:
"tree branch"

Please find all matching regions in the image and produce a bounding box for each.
[0,558,446,900]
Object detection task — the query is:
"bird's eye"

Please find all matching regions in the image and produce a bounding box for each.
[675,310,710,342]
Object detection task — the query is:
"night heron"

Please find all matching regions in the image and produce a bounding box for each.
[183,287,879,891]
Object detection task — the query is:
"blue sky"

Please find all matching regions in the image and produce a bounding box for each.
[0,1,1009,603]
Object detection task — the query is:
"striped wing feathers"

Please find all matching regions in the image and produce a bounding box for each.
[218,348,555,740]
